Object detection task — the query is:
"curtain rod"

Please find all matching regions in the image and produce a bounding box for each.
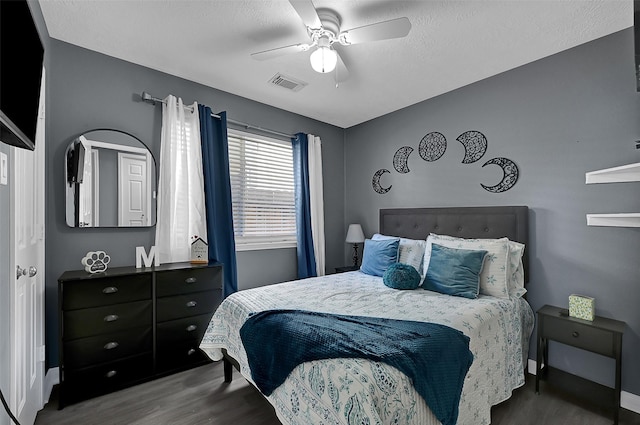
[140,91,294,140]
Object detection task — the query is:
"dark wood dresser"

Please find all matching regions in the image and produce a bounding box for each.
[58,261,222,408]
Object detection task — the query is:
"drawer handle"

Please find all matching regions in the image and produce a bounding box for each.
[186,324,197,332]
[102,286,118,294]
[187,348,196,356]
[572,331,580,338]
[105,370,117,378]
[186,301,197,308]
[104,314,119,322]
[185,277,197,284]
[104,342,119,350]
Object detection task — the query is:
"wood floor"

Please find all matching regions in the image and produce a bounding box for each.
[36,361,640,425]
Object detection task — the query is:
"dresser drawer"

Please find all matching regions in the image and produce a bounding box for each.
[157,290,222,322]
[63,300,152,340]
[156,267,222,297]
[156,342,211,373]
[156,313,213,348]
[63,353,153,404]
[62,275,151,310]
[63,326,152,369]
[542,315,614,357]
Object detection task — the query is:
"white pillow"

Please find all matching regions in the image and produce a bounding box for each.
[425,233,511,299]
[372,233,427,276]
[507,241,526,298]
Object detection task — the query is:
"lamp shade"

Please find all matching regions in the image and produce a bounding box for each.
[310,46,337,73]
[345,224,365,244]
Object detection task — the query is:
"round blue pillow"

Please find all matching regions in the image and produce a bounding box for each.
[383,263,421,290]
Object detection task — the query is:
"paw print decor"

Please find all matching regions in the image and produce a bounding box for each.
[81,250,111,274]
[372,130,519,194]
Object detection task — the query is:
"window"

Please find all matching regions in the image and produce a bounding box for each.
[228,130,296,251]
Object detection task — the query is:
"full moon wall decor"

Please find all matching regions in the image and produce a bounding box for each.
[372,130,519,194]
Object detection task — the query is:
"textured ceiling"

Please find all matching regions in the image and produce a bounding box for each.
[38,0,632,128]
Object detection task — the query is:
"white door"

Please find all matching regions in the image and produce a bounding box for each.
[10,71,45,425]
[118,152,149,226]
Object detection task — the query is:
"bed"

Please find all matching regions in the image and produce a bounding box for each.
[200,206,534,425]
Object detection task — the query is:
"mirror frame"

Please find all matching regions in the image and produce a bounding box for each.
[65,128,157,228]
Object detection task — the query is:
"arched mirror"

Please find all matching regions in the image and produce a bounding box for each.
[65,129,157,228]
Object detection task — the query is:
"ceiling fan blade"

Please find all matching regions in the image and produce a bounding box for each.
[251,43,309,61]
[340,17,411,45]
[289,0,322,30]
[334,50,349,84]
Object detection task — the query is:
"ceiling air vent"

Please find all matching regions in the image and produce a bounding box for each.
[269,73,307,92]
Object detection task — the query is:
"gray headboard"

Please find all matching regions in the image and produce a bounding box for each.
[379,206,529,282]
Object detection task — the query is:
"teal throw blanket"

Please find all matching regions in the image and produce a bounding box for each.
[240,309,473,425]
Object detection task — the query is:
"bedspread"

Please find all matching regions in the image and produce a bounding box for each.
[200,271,534,425]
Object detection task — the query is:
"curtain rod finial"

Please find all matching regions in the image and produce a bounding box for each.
[141,91,154,103]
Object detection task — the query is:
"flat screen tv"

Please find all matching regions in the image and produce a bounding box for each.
[0,0,44,151]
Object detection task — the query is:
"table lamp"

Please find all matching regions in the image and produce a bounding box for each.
[345,224,365,266]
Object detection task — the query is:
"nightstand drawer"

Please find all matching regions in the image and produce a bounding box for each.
[156,267,222,297]
[157,290,222,322]
[63,300,152,340]
[543,315,614,357]
[63,326,152,369]
[62,275,151,310]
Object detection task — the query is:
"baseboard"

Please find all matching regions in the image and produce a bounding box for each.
[526,359,640,415]
[43,367,59,404]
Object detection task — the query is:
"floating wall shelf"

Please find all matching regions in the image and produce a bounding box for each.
[586,213,640,228]
[585,162,640,184]
[585,162,640,227]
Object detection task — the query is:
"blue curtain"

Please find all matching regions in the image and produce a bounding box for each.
[199,105,238,297]
[292,133,317,278]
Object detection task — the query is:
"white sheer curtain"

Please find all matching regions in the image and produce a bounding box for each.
[155,95,207,263]
[307,134,325,276]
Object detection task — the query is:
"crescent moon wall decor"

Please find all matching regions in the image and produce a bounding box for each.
[457,131,488,164]
[481,157,519,193]
[393,146,414,173]
[372,169,392,194]
[419,132,447,162]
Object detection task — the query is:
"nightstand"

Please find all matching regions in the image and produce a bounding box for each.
[535,304,625,425]
[334,265,359,273]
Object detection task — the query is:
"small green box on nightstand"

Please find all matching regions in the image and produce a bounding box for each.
[568,294,595,321]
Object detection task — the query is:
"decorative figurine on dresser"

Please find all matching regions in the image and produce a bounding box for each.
[57,261,222,408]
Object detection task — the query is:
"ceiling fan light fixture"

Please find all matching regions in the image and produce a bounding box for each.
[310,46,337,73]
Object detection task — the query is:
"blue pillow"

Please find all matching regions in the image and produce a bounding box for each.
[422,243,487,299]
[360,238,400,277]
[383,263,421,290]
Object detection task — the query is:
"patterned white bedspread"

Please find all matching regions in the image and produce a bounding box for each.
[200,271,534,425]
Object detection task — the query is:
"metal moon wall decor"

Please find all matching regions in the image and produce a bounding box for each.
[372,169,392,194]
[371,130,519,194]
[419,132,447,162]
[457,131,488,164]
[481,157,519,193]
[393,146,414,173]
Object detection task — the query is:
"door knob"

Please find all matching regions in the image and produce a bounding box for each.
[16,265,37,279]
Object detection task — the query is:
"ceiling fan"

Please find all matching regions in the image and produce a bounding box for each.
[250,0,411,82]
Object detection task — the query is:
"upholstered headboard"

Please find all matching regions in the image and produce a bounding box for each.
[379,206,529,282]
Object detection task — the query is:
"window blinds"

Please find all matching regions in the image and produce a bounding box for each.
[228,130,296,249]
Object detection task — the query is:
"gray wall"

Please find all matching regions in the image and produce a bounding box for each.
[44,39,346,368]
[345,28,640,396]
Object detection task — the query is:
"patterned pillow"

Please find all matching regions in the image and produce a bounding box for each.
[383,263,422,290]
[424,233,511,299]
[360,238,400,277]
[422,244,487,299]
[372,234,427,276]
